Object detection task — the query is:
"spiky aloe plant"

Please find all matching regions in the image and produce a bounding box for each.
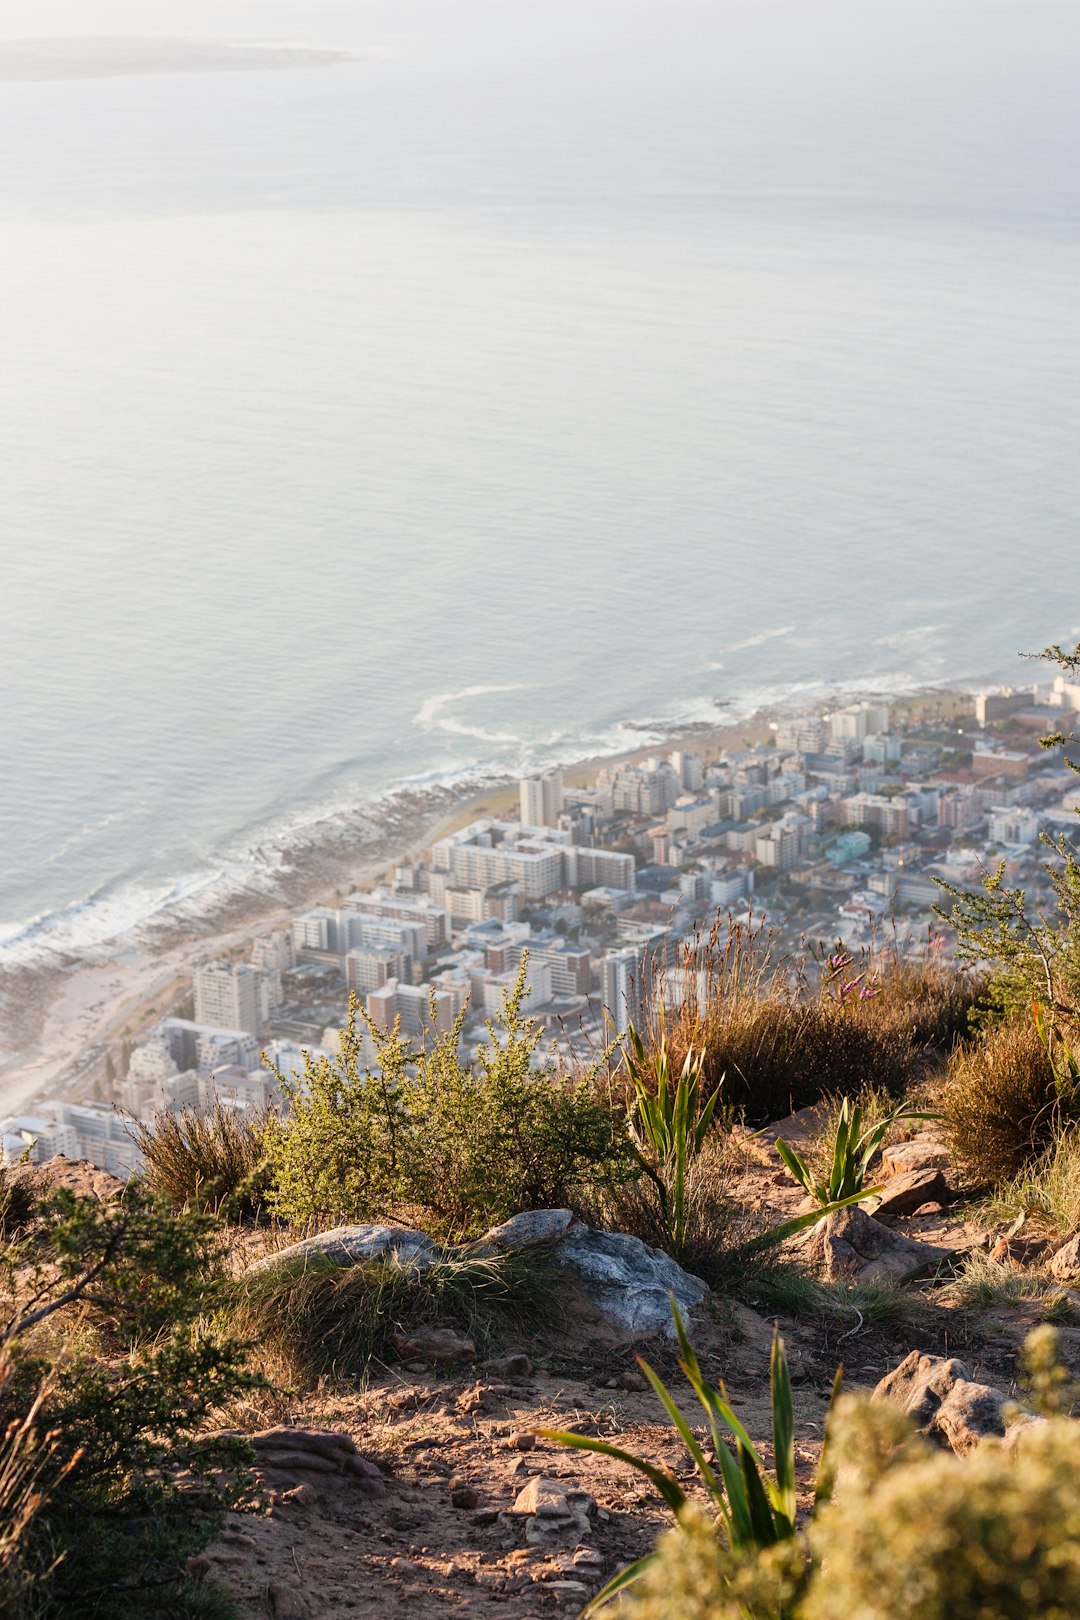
[775,1097,936,1209]
[539,1301,841,1614]
[624,1021,723,1258]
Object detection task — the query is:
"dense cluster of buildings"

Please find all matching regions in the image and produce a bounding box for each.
[5,673,1080,1174]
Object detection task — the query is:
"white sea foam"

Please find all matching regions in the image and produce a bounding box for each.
[413,684,530,744]
[718,626,796,656]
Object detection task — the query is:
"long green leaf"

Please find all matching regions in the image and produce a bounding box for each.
[535,1430,687,1515]
[583,1552,658,1615]
[813,1363,845,1510]
[775,1137,816,1201]
[637,1359,724,1512]
[770,1328,796,1532]
[744,1184,884,1251]
[738,1440,780,1548]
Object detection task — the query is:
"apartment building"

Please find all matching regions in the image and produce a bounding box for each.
[519,770,565,828]
[193,960,261,1036]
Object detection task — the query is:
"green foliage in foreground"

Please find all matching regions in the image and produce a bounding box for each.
[624,1020,724,1261]
[554,1310,1080,1620]
[0,1188,260,1619]
[541,1304,821,1614]
[263,956,636,1237]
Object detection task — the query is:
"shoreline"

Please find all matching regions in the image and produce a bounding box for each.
[0,681,975,1117]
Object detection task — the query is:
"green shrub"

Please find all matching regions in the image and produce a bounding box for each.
[0,1188,260,1618]
[264,958,635,1237]
[225,1246,558,1387]
[625,1346,1080,1620]
[803,1408,1080,1620]
[128,1100,272,1221]
[944,1017,1062,1185]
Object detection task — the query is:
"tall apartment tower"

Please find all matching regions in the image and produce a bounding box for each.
[519,771,564,828]
[193,961,261,1037]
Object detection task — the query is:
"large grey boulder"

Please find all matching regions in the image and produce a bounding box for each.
[250,1211,707,1341]
[248,1223,445,1275]
[800,1204,952,1285]
[873,1349,1028,1454]
[552,1225,707,1339]
[476,1209,575,1252]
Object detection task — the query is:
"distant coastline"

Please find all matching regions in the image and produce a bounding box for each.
[0,677,977,1118]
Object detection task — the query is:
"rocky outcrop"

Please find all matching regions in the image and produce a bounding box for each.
[872,1350,1032,1455]
[251,1210,707,1341]
[247,1427,386,1500]
[800,1204,952,1284]
[872,1166,951,1219]
[249,1224,443,1274]
[881,1138,950,1177]
[548,1225,707,1338]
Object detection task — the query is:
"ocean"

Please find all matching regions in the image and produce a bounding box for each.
[1,0,1079,973]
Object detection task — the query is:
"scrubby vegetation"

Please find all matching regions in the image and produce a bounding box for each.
[0,1185,259,1618]
[582,1313,1080,1620]
[262,962,635,1238]
[128,1099,273,1220]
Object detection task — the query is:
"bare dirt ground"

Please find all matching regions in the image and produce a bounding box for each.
[201,1128,1080,1620]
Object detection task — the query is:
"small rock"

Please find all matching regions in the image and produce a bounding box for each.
[1050,1233,1080,1282]
[546,1581,592,1602]
[390,1326,477,1364]
[511,1478,574,1520]
[268,1584,312,1620]
[801,1205,953,1285]
[610,1368,648,1392]
[507,1431,537,1452]
[881,1139,950,1177]
[451,1486,481,1509]
[471,1508,500,1527]
[482,1352,534,1378]
[873,1167,950,1219]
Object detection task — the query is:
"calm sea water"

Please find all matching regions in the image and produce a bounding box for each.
[1,1,1079,968]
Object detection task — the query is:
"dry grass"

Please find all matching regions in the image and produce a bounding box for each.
[223,1247,561,1388]
[944,1019,1064,1188]
[127,1101,272,1221]
[939,1250,1072,1319]
[638,917,920,1124]
[999,1123,1080,1237]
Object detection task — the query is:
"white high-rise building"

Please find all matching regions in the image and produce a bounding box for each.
[519,771,565,828]
[193,961,261,1035]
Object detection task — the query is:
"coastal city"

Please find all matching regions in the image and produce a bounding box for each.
[5,674,1080,1179]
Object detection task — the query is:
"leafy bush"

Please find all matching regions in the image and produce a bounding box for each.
[944,1016,1062,1185]
[0,1187,260,1618]
[802,1405,1080,1620]
[620,1326,1080,1620]
[128,1100,272,1221]
[264,958,635,1237]
[226,1246,558,1387]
